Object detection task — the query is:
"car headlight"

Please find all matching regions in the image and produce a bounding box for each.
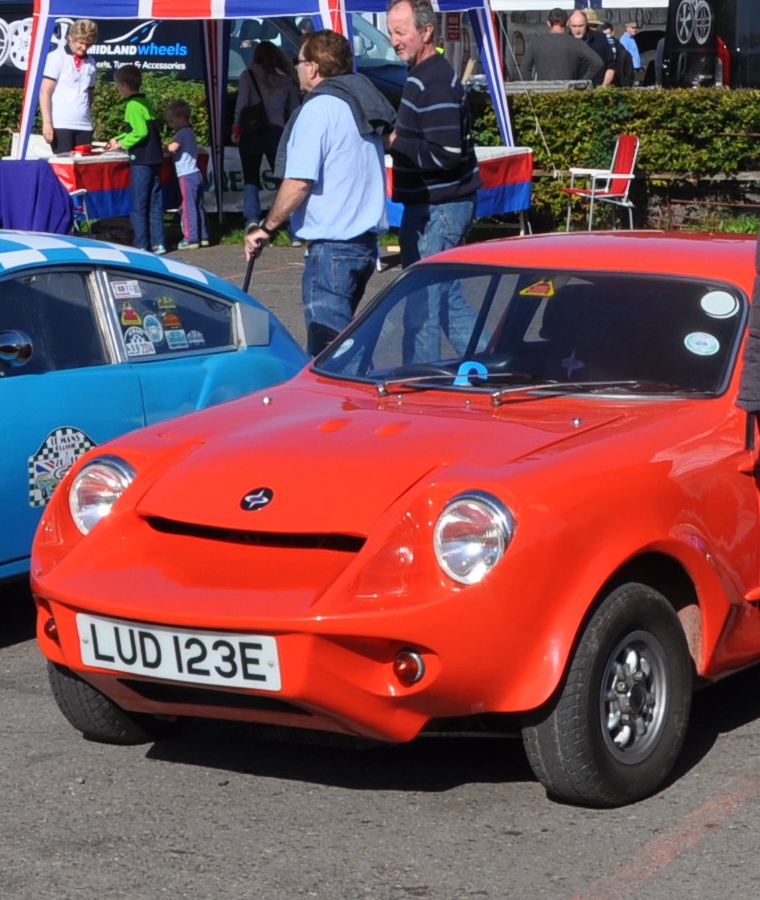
[69,455,136,535]
[433,491,514,585]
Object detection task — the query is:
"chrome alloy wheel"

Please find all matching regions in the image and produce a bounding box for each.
[600,630,669,764]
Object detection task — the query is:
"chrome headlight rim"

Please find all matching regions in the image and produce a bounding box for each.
[68,454,137,536]
[433,490,515,586]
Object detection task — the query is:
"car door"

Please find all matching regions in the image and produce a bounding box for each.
[0,267,144,580]
[100,267,261,422]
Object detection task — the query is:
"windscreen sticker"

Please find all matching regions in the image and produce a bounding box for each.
[124,326,156,357]
[700,291,739,319]
[143,314,164,344]
[162,312,183,329]
[27,426,97,507]
[166,329,190,350]
[332,338,354,358]
[156,295,178,311]
[120,301,142,327]
[454,360,488,385]
[111,279,142,299]
[684,332,720,356]
[187,330,205,347]
[519,280,555,297]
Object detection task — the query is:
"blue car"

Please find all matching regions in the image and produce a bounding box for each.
[0,231,307,582]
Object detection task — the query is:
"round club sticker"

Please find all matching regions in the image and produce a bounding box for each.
[700,290,739,319]
[684,332,720,356]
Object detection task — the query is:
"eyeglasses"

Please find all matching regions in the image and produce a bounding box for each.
[293,57,310,66]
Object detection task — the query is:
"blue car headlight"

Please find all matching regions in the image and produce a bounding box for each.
[433,491,515,585]
[69,455,136,535]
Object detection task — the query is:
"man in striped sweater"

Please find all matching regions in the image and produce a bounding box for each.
[386,0,482,363]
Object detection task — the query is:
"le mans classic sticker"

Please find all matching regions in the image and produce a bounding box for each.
[27,427,97,508]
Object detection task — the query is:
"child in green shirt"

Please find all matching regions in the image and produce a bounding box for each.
[106,65,166,254]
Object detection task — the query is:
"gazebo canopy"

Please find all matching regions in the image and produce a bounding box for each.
[18,0,512,212]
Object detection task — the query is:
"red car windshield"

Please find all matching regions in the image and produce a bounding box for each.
[316,264,747,397]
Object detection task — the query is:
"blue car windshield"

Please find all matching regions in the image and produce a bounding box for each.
[314,264,747,396]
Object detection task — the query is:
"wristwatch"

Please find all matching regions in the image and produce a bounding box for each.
[258,219,278,238]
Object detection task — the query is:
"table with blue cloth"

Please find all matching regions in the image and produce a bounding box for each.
[0,159,74,233]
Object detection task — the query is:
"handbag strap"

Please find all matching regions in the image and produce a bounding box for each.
[246,66,263,103]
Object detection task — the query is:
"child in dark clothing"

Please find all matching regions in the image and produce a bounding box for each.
[106,65,166,254]
[164,100,209,250]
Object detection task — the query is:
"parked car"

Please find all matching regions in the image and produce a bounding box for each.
[662,0,760,88]
[32,230,760,807]
[1,230,307,582]
[229,15,408,106]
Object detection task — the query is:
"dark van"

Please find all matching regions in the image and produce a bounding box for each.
[662,0,760,88]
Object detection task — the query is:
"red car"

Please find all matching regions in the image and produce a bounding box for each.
[32,231,760,807]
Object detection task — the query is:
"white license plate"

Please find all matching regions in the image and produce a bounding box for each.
[76,613,281,691]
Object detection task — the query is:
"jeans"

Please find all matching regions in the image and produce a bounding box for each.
[400,198,477,364]
[302,235,377,356]
[178,171,208,244]
[130,163,165,251]
[239,127,283,227]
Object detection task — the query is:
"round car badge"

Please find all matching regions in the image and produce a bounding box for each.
[684,331,720,357]
[240,487,274,511]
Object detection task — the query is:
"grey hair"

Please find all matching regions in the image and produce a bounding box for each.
[387,0,437,33]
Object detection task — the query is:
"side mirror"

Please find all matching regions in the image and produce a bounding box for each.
[0,330,33,367]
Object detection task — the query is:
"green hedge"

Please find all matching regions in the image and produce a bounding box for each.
[5,75,760,230]
[469,86,760,230]
[0,73,214,156]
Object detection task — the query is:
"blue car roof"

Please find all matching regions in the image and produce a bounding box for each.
[0,230,256,307]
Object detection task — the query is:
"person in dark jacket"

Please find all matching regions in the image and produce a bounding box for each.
[386,0,483,363]
[737,236,760,412]
[522,8,602,83]
[568,8,615,86]
[106,65,166,254]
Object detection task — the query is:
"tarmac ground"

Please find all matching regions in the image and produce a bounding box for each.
[171,239,402,351]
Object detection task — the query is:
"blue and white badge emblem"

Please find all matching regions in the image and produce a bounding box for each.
[240,487,274,511]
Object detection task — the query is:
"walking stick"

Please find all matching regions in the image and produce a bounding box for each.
[242,252,255,294]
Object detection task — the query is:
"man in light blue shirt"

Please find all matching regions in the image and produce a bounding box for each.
[245,30,395,355]
[620,22,642,71]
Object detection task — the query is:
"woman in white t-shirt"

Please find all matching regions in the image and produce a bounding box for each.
[40,19,98,153]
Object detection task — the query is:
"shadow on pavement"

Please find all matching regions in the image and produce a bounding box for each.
[1,576,36,648]
[147,719,535,793]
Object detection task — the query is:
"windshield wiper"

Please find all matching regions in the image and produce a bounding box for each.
[376,364,571,397]
[376,372,457,396]
[489,380,641,406]
[488,379,715,405]
[376,373,697,403]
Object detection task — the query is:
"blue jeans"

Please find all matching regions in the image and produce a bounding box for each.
[400,198,478,363]
[130,163,165,251]
[178,171,208,244]
[302,235,377,356]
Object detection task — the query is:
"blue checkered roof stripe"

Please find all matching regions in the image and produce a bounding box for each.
[0,231,230,293]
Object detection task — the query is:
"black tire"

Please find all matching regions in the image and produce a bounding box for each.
[522,583,692,807]
[48,662,184,745]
